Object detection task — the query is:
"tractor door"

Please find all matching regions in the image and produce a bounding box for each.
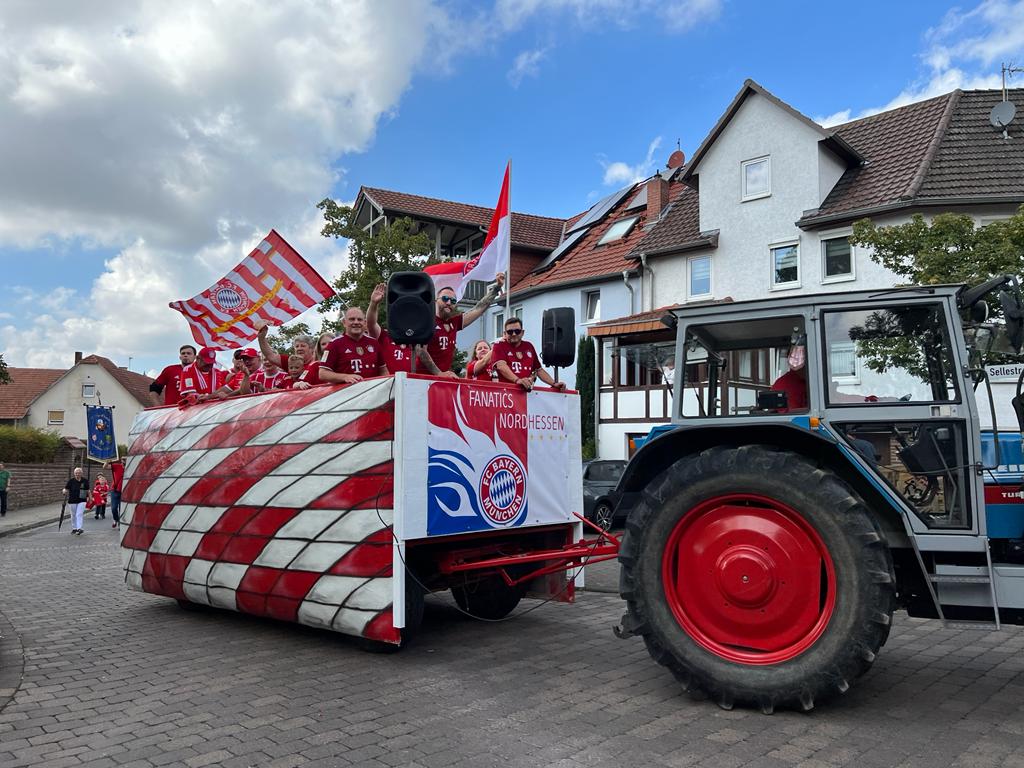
[819,299,981,532]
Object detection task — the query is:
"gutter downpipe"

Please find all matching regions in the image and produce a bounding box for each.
[592,336,601,459]
[639,252,654,312]
[622,269,636,315]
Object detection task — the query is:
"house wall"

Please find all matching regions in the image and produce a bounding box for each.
[457,275,638,389]
[27,362,147,446]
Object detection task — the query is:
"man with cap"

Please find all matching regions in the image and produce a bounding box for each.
[224,347,262,395]
[320,306,385,384]
[491,317,566,392]
[150,345,196,406]
[253,320,321,390]
[178,347,228,403]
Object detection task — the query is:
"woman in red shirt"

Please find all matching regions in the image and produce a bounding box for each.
[465,340,494,381]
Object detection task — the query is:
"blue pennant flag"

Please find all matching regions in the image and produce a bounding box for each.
[86,405,118,462]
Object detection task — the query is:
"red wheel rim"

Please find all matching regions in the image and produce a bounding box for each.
[661,494,836,665]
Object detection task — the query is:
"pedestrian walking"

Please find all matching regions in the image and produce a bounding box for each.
[0,462,10,517]
[108,459,124,529]
[62,468,89,535]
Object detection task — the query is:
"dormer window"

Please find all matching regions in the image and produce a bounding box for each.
[741,156,770,201]
[597,216,639,245]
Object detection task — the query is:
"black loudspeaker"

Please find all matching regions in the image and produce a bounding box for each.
[541,307,575,367]
[388,272,435,346]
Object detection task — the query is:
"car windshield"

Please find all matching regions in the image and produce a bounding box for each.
[586,462,624,482]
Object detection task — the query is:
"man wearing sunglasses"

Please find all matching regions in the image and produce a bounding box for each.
[425,273,505,376]
[491,317,566,392]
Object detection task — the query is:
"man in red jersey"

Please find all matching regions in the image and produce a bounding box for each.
[224,348,262,395]
[150,345,196,405]
[491,317,566,392]
[365,275,505,377]
[253,320,321,390]
[178,347,229,403]
[362,283,441,375]
[320,307,385,383]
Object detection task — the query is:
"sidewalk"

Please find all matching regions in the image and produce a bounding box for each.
[0,502,65,538]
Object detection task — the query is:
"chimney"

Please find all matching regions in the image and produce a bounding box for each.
[74,351,83,365]
[646,174,670,221]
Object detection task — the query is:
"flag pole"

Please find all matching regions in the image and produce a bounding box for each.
[505,159,512,317]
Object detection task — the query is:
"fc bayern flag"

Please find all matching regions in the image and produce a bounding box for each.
[169,230,334,349]
[423,162,510,300]
[86,405,118,462]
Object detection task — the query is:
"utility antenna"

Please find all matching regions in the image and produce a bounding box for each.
[990,62,1022,139]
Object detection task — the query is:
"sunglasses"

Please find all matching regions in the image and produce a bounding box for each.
[439,296,458,305]
[506,328,523,336]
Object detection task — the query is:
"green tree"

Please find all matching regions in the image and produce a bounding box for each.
[267,321,313,354]
[0,354,9,385]
[317,198,434,330]
[576,336,596,459]
[850,205,1024,286]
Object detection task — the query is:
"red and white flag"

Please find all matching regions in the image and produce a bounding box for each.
[424,162,510,299]
[169,229,334,349]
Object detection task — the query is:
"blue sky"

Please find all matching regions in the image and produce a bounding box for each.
[1,0,1020,375]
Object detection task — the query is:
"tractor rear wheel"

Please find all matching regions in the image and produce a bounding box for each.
[619,445,894,712]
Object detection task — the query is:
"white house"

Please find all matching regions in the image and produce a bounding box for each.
[588,80,1024,459]
[0,353,155,448]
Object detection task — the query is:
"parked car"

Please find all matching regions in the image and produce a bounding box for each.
[582,459,626,529]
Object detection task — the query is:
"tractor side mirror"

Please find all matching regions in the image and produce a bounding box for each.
[1000,287,1024,353]
[1013,393,1024,435]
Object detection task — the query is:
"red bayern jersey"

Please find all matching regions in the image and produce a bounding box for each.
[297,361,321,385]
[225,370,246,392]
[490,340,541,380]
[321,334,382,377]
[426,313,464,372]
[379,331,419,374]
[153,364,183,406]
[465,358,492,381]
[178,363,228,398]
[252,369,289,391]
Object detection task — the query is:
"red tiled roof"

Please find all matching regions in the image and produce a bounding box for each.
[511,180,687,295]
[360,187,566,251]
[78,355,155,407]
[625,186,711,258]
[0,368,65,419]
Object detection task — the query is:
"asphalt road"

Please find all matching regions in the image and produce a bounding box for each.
[1,518,1024,768]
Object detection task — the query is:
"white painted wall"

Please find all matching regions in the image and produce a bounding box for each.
[28,362,148,448]
[457,274,638,390]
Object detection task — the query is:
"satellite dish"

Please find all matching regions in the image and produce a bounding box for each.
[990,100,1016,129]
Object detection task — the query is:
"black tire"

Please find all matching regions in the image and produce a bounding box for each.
[618,445,894,712]
[451,577,524,620]
[593,501,615,530]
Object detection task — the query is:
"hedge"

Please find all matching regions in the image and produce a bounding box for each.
[0,426,64,463]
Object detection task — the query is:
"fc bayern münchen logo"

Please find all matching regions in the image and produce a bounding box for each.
[478,454,527,527]
[211,280,250,313]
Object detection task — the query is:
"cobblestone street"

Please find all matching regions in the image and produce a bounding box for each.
[2,519,1024,768]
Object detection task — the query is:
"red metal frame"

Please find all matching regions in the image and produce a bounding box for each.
[434,514,620,588]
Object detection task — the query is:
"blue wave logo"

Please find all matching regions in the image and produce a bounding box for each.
[427,448,482,534]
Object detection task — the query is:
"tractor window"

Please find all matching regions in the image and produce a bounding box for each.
[681,316,806,418]
[823,305,959,406]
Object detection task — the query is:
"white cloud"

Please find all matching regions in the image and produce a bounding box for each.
[0,1,441,370]
[507,48,547,88]
[495,0,721,31]
[600,136,662,186]
[816,0,1020,126]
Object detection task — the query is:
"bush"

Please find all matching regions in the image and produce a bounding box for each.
[0,426,64,463]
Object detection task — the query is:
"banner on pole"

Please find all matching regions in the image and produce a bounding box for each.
[86,405,118,462]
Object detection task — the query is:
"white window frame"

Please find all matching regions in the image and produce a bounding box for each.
[583,290,601,323]
[597,216,639,245]
[494,311,505,341]
[81,383,96,399]
[820,230,856,284]
[687,255,712,300]
[48,410,64,425]
[828,340,861,385]
[741,156,771,202]
[769,240,801,290]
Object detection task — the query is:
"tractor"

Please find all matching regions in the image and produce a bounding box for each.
[614,277,1024,712]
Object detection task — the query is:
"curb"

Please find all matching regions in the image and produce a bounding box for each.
[0,517,56,539]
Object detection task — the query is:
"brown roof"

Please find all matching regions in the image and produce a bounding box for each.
[78,355,155,407]
[625,186,714,258]
[0,368,65,420]
[360,187,566,251]
[511,180,687,296]
[587,298,733,337]
[801,88,1024,226]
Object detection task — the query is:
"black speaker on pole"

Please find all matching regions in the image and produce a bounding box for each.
[388,272,435,346]
[541,307,575,368]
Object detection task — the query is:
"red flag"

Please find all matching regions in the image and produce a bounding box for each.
[423,163,510,299]
[169,230,334,349]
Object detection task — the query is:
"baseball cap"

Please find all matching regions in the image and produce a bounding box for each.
[238,347,258,358]
[198,347,217,363]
